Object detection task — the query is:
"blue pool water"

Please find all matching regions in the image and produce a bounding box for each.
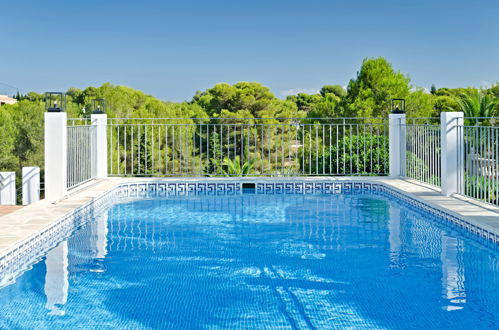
[0,192,498,329]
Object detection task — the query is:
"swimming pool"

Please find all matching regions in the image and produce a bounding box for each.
[0,182,498,329]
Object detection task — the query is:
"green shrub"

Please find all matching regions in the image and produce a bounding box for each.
[300,133,388,175]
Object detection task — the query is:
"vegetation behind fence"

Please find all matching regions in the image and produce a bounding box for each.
[107,118,389,177]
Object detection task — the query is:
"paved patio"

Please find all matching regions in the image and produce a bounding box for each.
[0,206,23,217]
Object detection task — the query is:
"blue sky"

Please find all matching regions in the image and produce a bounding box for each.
[1,0,498,101]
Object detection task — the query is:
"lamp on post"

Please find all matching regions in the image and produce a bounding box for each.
[391,98,405,114]
[45,92,66,112]
[44,92,67,201]
[92,98,106,114]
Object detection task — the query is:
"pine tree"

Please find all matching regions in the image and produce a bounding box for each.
[133,130,152,175]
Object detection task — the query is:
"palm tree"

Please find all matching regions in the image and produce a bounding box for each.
[457,90,498,124]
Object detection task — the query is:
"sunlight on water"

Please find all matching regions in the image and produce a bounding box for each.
[0,193,497,329]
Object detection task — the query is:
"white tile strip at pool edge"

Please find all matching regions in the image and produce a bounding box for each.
[1,177,498,283]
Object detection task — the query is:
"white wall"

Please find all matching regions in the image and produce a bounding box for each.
[0,172,16,205]
[22,166,40,205]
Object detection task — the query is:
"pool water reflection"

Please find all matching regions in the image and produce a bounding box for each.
[0,193,497,329]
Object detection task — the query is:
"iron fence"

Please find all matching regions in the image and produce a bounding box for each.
[67,124,97,189]
[107,118,389,177]
[403,118,441,187]
[458,124,499,206]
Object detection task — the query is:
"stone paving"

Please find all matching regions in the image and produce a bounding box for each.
[0,206,23,217]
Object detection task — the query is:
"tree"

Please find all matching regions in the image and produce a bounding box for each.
[434,87,476,98]
[320,85,346,98]
[133,130,152,175]
[287,93,322,113]
[457,90,498,119]
[204,130,223,175]
[433,95,460,113]
[26,92,44,102]
[66,87,84,104]
[342,57,411,118]
[307,93,341,119]
[406,88,436,118]
[487,83,499,98]
[194,82,304,120]
[0,110,17,170]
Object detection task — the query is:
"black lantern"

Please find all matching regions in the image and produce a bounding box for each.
[45,92,66,112]
[92,98,106,114]
[391,98,405,114]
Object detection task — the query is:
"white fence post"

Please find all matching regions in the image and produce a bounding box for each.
[0,172,16,205]
[389,113,406,177]
[441,112,464,196]
[45,112,67,202]
[22,166,40,205]
[91,113,108,178]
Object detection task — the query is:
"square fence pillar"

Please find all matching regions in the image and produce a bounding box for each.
[0,172,16,205]
[389,113,406,177]
[91,113,108,178]
[441,112,464,196]
[22,166,40,205]
[45,112,67,202]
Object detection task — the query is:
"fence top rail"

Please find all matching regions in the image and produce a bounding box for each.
[67,118,96,126]
[67,124,94,128]
[405,118,441,125]
[74,116,439,120]
[404,123,441,128]
[106,117,388,121]
[106,122,389,127]
[105,118,390,127]
[461,124,499,129]
[464,117,499,119]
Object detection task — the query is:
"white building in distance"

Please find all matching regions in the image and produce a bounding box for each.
[0,95,17,105]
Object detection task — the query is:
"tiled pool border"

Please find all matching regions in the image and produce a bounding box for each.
[1,179,498,284]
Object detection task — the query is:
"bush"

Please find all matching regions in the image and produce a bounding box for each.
[300,133,388,175]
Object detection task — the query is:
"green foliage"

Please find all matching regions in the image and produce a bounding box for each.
[287,93,323,113]
[342,57,410,118]
[2,58,498,183]
[405,152,441,186]
[307,93,341,120]
[204,131,224,175]
[457,89,498,120]
[434,87,476,98]
[300,133,388,175]
[0,110,17,170]
[286,85,344,120]
[196,82,277,117]
[465,175,499,205]
[487,83,499,98]
[0,100,50,182]
[320,85,346,98]
[405,88,437,118]
[222,156,256,177]
[133,130,152,175]
[433,95,460,113]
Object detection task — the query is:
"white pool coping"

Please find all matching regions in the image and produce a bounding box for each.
[1,176,498,259]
